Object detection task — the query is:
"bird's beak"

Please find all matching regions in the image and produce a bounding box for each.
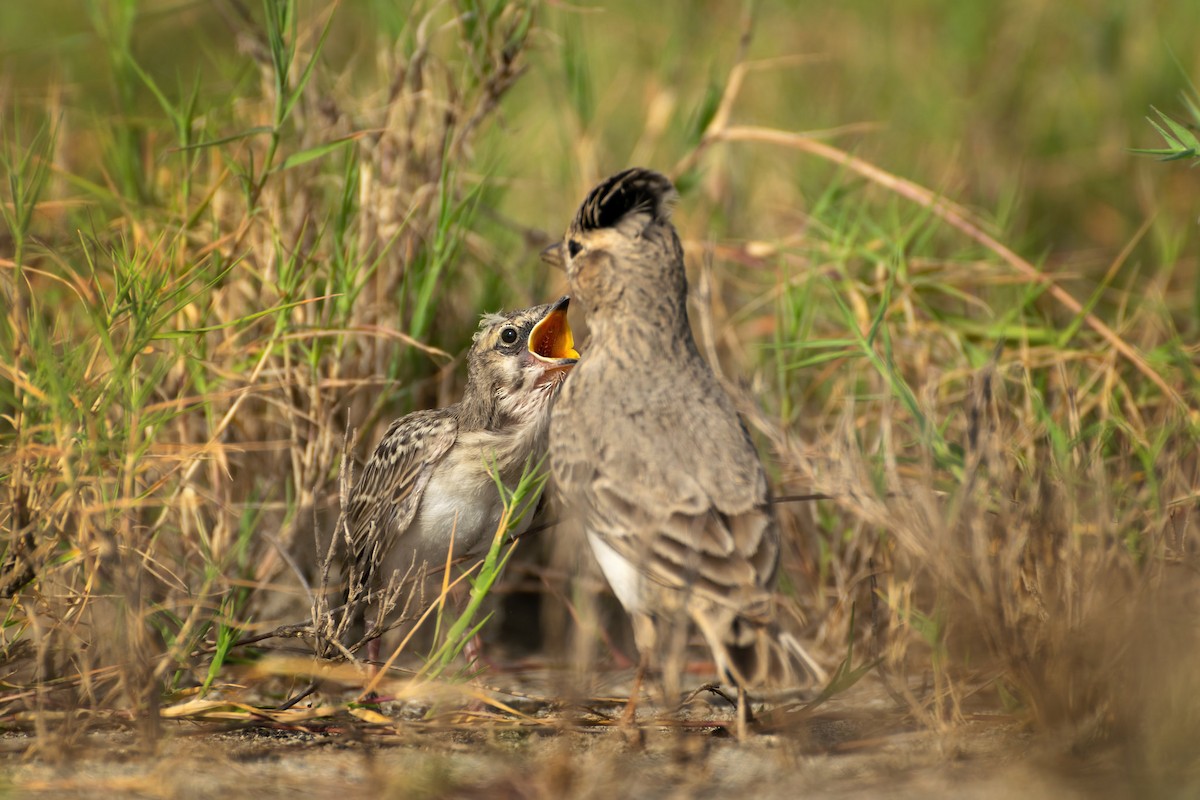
[529,296,580,365]
[540,242,566,271]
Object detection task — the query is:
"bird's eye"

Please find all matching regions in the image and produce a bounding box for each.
[567,239,582,258]
[499,326,519,345]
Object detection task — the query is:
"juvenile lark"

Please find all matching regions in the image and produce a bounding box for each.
[545,169,817,723]
[342,298,579,662]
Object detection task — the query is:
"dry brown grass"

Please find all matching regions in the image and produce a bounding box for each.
[1,1,1199,796]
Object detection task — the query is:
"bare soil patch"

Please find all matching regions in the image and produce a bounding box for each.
[0,672,1134,799]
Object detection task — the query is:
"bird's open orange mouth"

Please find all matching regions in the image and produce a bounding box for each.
[529,296,580,363]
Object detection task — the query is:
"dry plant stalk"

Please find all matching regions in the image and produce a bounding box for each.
[665,19,1197,750]
[0,2,536,747]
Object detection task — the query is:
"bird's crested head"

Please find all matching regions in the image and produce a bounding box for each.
[568,168,676,238]
[542,168,687,324]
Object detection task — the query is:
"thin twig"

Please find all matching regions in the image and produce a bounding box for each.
[698,124,1185,411]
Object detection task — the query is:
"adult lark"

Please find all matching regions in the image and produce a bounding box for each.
[545,169,817,732]
[342,298,579,664]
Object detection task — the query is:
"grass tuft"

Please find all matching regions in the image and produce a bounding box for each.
[0,2,1197,792]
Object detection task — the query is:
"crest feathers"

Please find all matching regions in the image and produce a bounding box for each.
[572,168,677,234]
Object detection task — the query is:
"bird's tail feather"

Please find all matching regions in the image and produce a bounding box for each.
[695,606,828,690]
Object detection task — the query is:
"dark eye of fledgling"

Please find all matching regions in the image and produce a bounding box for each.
[499,326,519,346]
[567,239,582,258]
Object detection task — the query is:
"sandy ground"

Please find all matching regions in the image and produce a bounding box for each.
[0,672,1148,799]
[0,727,1088,800]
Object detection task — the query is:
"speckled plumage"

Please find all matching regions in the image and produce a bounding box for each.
[344,299,577,652]
[546,169,794,691]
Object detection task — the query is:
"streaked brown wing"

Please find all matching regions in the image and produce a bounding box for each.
[345,408,458,584]
[584,470,779,611]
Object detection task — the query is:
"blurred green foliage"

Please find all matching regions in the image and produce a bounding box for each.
[4,0,1197,270]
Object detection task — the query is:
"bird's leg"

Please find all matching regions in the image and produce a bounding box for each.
[659,613,688,712]
[621,651,648,727]
[735,684,758,741]
[451,581,494,671]
[622,614,658,730]
[362,625,382,699]
[359,595,388,696]
[365,632,380,671]
[735,685,748,740]
[462,633,485,668]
